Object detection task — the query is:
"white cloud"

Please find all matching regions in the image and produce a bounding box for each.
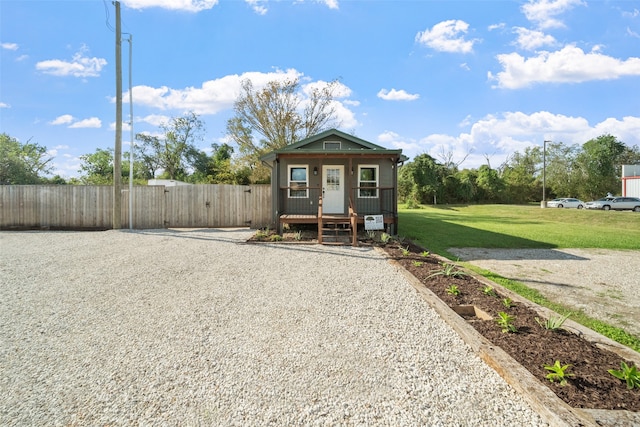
[489,45,640,89]
[127,69,303,114]
[591,116,640,145]
[391,111,640,169]
[321,0,339,9]
[302,79,352,98]
[415,20,478,54]
[69,117,102,128]
[122,0,218,12]
[329,100,358,129]
[1,42,18,50]
[109,121,133,131]
[36,47,107,78]
[123,70,359,129]
[522,0,585,30]
[377,88,419,101]
[513,27,556,50]
[377,131,422,155]
[245,0,267,15]
[139,114,171,127]
[50,114,75,125]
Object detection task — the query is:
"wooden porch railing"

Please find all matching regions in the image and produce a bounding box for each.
[350,187,396,217]
[278,187,322,215]
[317,195,323,245]
[349,197,358,246]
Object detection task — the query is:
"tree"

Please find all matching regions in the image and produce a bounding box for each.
[136,112,204,180]
[226,78,342,178]
[77,148,146,185]
[0,133,53,184]
[454,169,478,202]
[188,143,248,184]
[545,142,581,199]
[78,148,114,184]
[476,165,504,202]
[574,134,626,199]
[500,147,542,203]
[398,154,443,205]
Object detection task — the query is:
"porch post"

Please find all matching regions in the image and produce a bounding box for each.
[393,156,398,235]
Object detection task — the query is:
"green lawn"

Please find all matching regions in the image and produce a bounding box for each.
[398,204,640,258]
[397,204,640,352]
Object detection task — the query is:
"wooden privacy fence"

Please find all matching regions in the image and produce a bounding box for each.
[0,184,271,230]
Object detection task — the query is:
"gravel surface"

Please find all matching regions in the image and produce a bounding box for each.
[1,229,547,426]
[449,248,640,338]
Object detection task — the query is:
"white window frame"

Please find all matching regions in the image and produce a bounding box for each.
[324,141,342,150]
[288,165,308,198]
[358,164,379,198]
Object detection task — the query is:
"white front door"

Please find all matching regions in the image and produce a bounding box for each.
[322,165,344,214]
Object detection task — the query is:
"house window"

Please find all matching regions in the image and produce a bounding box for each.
[324,141,341,150]
[288,165,308,198]
[358,165,378,198]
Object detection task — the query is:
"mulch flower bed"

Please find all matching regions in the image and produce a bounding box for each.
[381,240,640,412]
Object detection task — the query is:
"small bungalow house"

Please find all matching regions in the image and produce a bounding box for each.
[260,129,406,245]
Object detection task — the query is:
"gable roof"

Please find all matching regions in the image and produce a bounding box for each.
[260,128,404,162]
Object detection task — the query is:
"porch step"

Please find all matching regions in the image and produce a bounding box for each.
[320,216,353,246]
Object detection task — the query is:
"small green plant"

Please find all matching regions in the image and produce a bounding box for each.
[269,234,283,242]
[380,232,392,243]
[535,313,570,331]
[446,284,460,296]
[254,227,271,241]
[502,298,514,308]
[412,260,423,267]
[496,311,518,333]
[544,360,575,386]
[608,362,640,389]
[421,250,430,257]
[427,262,469,279]
[401,246,411,256]
[482,285,497,297]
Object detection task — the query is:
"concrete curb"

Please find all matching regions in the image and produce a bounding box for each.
[379,248,640,427]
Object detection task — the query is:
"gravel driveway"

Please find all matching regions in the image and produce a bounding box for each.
[0,229,546,426]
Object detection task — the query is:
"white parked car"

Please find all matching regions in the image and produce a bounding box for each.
[585,196,640,212]
[547,198,585,209]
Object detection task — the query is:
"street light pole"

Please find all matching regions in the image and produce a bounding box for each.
[542,140,551,208]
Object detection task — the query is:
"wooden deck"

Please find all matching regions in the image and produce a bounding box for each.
[279,213,396,225]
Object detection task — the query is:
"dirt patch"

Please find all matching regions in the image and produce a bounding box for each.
[448,248,640,338]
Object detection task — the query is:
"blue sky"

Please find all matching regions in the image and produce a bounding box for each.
[2,0,640,178]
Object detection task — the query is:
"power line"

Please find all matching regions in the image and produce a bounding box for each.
[103,0,115,32]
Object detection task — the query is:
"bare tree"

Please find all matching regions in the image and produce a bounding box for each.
[436,145,472,170]
[227,78,342,170]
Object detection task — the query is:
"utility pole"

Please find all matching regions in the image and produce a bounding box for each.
[542,140,550,208]
[127,34,133,230]
[113,1,122,229]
